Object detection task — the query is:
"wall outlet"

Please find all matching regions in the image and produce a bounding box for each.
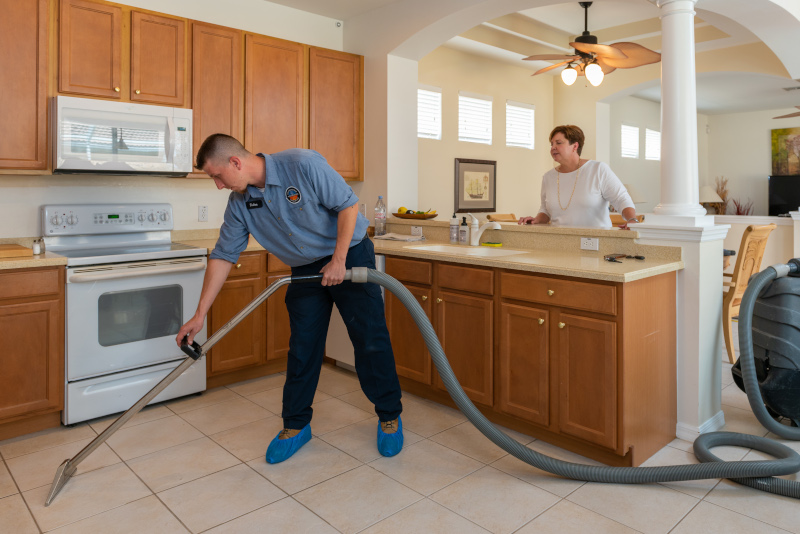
[580,237,599,251]
[198,205,208,222]
[411,226,423,237]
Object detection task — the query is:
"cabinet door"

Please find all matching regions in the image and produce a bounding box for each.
[245,34,304,154]
[59,0,122,98]
[309,47,363,180]
[131,11,185,106]
[498,303,549,426]
[266,273,291,361]
[0,300,63,420]
[192,22,242,172]
[434,290,493,406]
[0,0,48,170]
[385,284,432,384]
[557,313,617,449]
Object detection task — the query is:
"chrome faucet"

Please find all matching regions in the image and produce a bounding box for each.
[468,214,501,246]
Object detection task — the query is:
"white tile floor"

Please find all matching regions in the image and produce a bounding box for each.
[1,360,798,534]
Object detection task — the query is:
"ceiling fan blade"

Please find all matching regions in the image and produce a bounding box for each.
[532,60,571,76]
[595,57,617,75]
[773,110,800,119]
[523,54,580,61]
[600,42,661,68]
[570,41,627,60]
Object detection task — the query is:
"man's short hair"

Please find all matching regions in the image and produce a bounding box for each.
[195,134,249,171]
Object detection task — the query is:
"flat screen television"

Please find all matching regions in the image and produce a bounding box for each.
[768,175,800,216]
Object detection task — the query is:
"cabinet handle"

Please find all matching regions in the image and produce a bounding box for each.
[421,295,427,301]
[547,289,554,296]
[236,263,242,269]
[436,298,443,303]
[114,87,120,92]
[135,89,141,94]
[558,322,565,329]
[538,318,544,325]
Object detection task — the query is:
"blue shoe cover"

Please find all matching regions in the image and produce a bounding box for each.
[377,417,403,457]
[266,424,311,464]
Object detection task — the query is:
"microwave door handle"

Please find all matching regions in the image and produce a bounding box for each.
[166,116,176,165]
[68,263,205,283]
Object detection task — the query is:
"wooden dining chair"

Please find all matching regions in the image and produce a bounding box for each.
[722,223,776,364]
[486,213,517,222]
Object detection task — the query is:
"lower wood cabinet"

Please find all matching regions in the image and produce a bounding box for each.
[385,254,676,467]
[0,266,65,440]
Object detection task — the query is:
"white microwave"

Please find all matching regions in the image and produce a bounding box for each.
[53,96,193,176]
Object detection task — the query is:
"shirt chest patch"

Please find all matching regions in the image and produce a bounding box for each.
[246,199,263,210]
[285,186,302,204]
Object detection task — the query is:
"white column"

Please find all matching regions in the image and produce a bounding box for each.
[792,211,800,257]
[654,0,705,218]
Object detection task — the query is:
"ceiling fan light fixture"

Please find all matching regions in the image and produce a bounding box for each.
[561,66,578,86]
[585,62,604,86]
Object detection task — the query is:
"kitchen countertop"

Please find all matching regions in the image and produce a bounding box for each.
[0,252,67,270]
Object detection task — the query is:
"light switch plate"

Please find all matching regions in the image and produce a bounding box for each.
[411,226,423,236]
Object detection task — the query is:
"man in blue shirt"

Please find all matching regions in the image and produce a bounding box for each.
[177,134,403,463]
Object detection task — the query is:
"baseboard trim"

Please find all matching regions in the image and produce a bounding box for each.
[676,410,726,442]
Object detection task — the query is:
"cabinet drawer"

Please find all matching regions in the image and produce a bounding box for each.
[500,272,616,315]
[385,257,432,285]
[267,253,291,272]
[437,264,493,296]
[228,253,263,278]
[0,269,61,301]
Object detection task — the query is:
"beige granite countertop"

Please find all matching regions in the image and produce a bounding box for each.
[0,252,68,270]
[175,236,265,254]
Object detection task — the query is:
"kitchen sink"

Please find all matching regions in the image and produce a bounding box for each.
[405,244,529,257]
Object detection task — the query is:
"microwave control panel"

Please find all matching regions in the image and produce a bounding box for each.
[42,203,174,235]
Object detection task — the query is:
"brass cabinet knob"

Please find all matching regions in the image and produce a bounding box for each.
[538,318,544,325]
[558,322,565,329]
[421,295,428,301]
[436,298,443,303]
[114,87,120,92]
[135,89,141,94]
[235,263,242,269]
[547,289,554,296]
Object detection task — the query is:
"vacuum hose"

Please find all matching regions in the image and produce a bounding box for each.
[359,265,800,498]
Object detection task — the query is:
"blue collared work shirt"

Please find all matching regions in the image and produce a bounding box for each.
[210,149,369,267]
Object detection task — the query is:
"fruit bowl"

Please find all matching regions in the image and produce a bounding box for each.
[392,213,438,220]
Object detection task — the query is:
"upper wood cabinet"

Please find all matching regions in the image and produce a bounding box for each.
[192,21,243,173]
[309,47,364,180]
[59,0,122,98]
[0,0,48,170]
[131,11,185,106]
[245,34,305,155]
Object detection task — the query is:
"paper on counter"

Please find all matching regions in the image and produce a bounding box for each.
[373,233,426,242]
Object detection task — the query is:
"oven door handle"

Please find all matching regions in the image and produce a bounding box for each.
[68,263,206,283]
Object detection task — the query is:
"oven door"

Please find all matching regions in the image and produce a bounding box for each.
[66,257,207,381]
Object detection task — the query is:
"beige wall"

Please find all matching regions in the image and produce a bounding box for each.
[417,46,554,219]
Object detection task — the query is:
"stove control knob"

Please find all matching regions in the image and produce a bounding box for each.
[67,215,78,225]
[148,213,156,222]
[160,212,169,221]
[51,215,62,226]
[138,213,145,222]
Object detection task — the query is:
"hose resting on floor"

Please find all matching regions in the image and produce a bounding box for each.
[360,268,800,498]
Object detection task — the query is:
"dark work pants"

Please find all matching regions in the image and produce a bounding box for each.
[282,237,403,429]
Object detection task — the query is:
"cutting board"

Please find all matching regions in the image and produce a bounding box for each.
[0,244,34,258]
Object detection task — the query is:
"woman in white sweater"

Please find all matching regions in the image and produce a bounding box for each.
[519,125,639,228]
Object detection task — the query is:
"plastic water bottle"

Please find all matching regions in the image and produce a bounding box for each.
[374,196,387,236]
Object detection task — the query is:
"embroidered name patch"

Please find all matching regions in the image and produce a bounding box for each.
[285,187,301,204]
[246,199,263,210]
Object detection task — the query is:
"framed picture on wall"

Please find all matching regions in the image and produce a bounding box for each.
[771,127,800,175]
[454,158,496,213]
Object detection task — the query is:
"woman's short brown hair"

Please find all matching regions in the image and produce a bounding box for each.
[549,125,585,156]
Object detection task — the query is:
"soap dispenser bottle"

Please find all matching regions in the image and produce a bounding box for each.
[450,213,459,244]
[468,214,479,245]
[458,217,469,244]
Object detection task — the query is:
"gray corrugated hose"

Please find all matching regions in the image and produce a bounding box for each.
[357,266,800,498]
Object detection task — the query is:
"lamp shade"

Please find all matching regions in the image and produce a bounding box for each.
[699,185,723,203]
[561,66,578,86]
[622,183,646,204]
[585,63,604,86]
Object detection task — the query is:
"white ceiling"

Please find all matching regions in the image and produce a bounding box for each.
[263,0,800,115]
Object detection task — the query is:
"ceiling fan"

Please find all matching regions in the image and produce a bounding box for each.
[774,106,800,119]
[523,2,661,86]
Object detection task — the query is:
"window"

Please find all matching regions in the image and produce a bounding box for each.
[506,101,535,149]
[458,91,492,144]
[417,86,442,140]
[621,124,639,158]
[645,128,661,160]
